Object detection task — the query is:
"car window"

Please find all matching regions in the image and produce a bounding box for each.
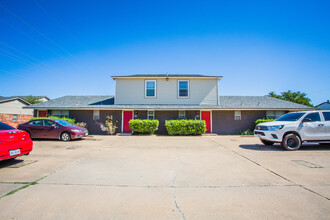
[0,122,15,130]
[322,112,330,121]
[29,120,43,126]
[53,119,72,126]
[276,112,305,121]
[304,112,321,122]
[44,120,57,127]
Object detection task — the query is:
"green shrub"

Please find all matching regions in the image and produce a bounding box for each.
[255,118,276,125]
[165,119,206,135]
[236,129,254,135]
[129,119,159,134]
[31,116,76,125]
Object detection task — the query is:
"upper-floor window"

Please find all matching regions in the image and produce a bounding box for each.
[145,80,156,98]
[178,80,189,98]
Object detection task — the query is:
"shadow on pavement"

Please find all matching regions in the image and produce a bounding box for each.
[0,159,24,169]
[239,143,330,151]
[32,138,84,142]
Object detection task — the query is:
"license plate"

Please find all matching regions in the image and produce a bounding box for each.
[85,132,88,136]
[9,149,21,156]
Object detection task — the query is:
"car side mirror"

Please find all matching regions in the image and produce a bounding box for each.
[51,124,56,128]
[302,118,311,123]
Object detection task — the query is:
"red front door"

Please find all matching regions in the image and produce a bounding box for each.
[39,110,47,117]
[123,111,133,133]
[201,111,211,133]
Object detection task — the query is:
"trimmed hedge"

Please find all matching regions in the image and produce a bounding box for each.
[165,119,206,135]
[129,119,159,134]
[255,118,276,125]
[30,116,76,125]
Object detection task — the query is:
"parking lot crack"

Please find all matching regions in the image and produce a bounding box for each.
[172,174,186,220]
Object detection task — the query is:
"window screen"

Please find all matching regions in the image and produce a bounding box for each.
[179,111,185,119]
[148,111,154,120]
[145,80,156,97]
[178,80,189,97]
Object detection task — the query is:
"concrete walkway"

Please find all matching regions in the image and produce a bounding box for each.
[0,135,329,219]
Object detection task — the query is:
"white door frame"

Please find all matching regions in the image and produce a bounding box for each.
[121,110,134,133]
[200,110,212,133]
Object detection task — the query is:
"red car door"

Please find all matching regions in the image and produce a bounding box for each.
[43,120,62,139]
[26,120,44,138]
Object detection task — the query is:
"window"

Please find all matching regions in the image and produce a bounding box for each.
[12,114,17,122]
[44,120,58,127]
[304,112,321,122]
[93,110,100,120]
[267,111,285,119]
[178,80,189,98]
[145,80,156,98]
[51,110,69,118]
[235,111,241,120]
[179,111,186,119]
[29,120,43,126]
[0,122,15,130]
[322,112,330,121]
[147,110,154,120]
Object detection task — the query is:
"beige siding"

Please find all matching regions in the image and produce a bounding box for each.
[0,100,33,115]
[116,78,218,105]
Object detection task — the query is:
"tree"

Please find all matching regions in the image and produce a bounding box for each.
[268,90,313,107]
[23,95,42,104]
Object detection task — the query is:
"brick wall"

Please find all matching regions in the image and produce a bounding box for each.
[0,114,33,128]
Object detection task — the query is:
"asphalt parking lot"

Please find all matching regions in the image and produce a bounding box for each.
[0,135,329,219]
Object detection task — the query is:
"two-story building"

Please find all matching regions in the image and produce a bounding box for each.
[25,74,313,134]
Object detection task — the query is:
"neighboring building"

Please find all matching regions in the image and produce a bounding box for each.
[316,100,330,110]
[0,96,50,127]
[25,74,313,135]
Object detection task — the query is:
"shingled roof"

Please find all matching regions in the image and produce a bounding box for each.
[112,74,222,79]
[25,95,313,110]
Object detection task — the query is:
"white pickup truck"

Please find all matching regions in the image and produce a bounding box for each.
[254,110,330,150]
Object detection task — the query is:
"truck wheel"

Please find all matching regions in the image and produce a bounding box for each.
[282,133,301,151]
[60,132,71,141]
[261,140,274,146]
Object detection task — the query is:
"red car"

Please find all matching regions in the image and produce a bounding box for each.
[18,119,88,141]
[0,122,33,161]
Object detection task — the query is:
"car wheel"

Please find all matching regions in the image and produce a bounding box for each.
[261,139,274,146]
[282,133,301,151]
[60,132,71,141]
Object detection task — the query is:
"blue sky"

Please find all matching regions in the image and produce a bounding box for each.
[0,0,329,105]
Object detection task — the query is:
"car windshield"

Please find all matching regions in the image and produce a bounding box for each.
[0,122,15,130]
[276,112,305,121]
[53,119,72,126]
